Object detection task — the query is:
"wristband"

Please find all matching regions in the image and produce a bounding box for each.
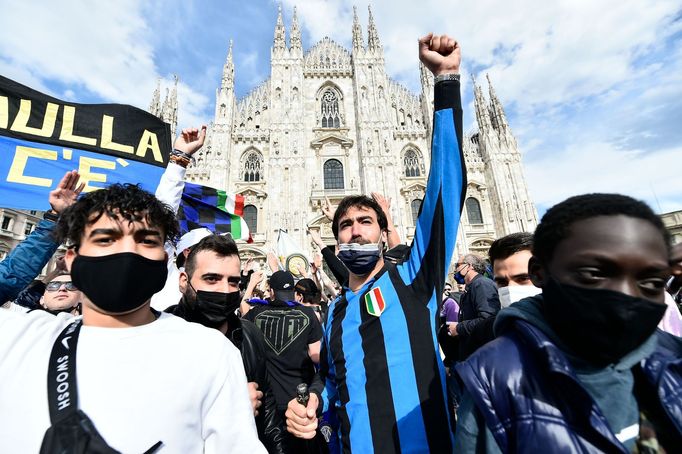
[169,154,191,168]
[171,149,195,161]
[43,210,59,222]
[434,73,460,84]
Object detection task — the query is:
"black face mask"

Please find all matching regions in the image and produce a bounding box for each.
[542,276,667,366]
[185,285,241,329]
[71,253,167,314]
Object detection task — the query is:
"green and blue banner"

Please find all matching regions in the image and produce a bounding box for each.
[0,75,171,210]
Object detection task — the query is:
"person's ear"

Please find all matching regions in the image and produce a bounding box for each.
[39,295,46,308]
[529,256,546,288]
[179,271,189,294]
[64,248,77,273]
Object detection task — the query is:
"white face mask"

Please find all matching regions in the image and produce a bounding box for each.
[498,285,542,309]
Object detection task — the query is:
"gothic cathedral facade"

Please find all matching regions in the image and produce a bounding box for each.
[151,6,538,264]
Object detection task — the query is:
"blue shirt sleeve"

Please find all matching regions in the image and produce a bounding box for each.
[0,219,59,303]
[398,80,466,299]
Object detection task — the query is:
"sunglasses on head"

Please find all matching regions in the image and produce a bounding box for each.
[45,281,78,292]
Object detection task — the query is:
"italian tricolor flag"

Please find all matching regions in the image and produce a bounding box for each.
[365,287,386,317]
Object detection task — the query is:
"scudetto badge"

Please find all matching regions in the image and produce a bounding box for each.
[364,287,386,317]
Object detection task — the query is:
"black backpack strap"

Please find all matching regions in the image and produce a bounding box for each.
[47,320,83,424]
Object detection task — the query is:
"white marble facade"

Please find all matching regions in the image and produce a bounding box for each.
[151,6,538,264]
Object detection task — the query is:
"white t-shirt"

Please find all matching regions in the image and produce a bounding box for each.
[0,310,265,453]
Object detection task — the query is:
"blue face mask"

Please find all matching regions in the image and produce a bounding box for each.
[337,239,382,275]
[453,264,468,285]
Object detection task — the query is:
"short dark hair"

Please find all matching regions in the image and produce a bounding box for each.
[332,195,388,239]
[55,184,179,248]
[185,234,240,278]
[488,232,534,264]
[533,193,670,264]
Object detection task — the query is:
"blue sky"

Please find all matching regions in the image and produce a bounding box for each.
[1,0,680,215]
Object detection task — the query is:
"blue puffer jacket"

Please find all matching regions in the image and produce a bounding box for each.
[0,219,59,303]
[456,319,682,453]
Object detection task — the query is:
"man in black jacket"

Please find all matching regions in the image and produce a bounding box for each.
[166,235,287,454]
[448,254,500,359]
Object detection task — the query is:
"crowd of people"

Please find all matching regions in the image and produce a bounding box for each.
[1,33,681,453]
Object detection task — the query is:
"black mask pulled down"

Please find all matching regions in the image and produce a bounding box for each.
[542,277,666,366]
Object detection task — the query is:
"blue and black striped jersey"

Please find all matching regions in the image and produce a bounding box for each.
[320,80,466,453]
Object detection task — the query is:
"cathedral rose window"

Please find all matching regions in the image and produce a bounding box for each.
[321,89,341,128]
[404,149,422,177]
[242,150,263,182]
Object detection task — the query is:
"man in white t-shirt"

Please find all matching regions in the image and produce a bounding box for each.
[0,180,264,453]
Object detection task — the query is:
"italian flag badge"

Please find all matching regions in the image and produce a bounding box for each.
[365,287,386,317]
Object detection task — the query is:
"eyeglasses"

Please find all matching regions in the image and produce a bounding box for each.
[46,281,78,292]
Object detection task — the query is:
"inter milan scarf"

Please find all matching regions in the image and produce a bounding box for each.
[178,182,252,242]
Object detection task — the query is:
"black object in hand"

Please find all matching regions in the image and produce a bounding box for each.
[296,383,309,407]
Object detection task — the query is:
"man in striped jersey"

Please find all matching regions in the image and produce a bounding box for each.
[285,32,465,453]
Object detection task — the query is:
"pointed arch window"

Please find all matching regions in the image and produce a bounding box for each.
[466,197,483,224]
[411,199,422,225]
[321,89,341,128]
[243,205,258,232]
[323,159,344,189]
[404,149,422,177]
[242,150,263,182]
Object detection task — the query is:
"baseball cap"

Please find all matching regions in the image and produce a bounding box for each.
[269,270,295,302]
[295,278,320,296]
[176,228,213,268]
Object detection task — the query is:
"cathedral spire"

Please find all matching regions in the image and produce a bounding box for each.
[221,40,234,90]
[352,6,364,51]
[486,74,509,131]
[290,6,302,51]
[472,75,492,133]
[419,61,432,90]
[273,4,286,51]
[167,75,179,138]
[149,78,161,116]
[367,5,382,51]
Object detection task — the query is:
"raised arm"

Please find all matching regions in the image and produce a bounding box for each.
[241,270,265,316]
[399,34,465,298]
[0,171,83,303]
[308,227,348,285]
[371,192,401,249]
[154,125,207,213]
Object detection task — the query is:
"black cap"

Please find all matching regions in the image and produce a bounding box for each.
[269,270,295,302]
[295,278,320,296]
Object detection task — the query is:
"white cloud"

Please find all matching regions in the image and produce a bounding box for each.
[286,0,679,105]
[525,141,682,213]
[285,0,682,213]
[0,0,210,136]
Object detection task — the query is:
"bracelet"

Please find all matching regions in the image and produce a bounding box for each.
[171,149,194,160]
[169,154,191,168]
[434,73,460,83]
[43,210,59,222]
